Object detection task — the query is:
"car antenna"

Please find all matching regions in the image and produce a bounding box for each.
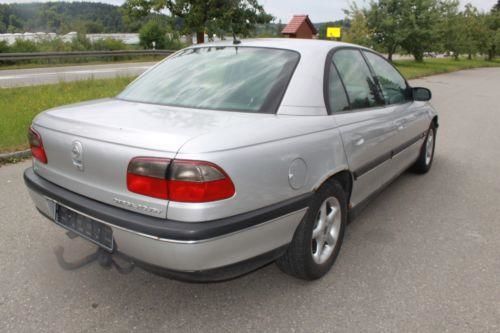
[232,32,241,45]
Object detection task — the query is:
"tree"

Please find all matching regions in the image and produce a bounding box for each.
[125,0,272,43]
[139,20,167,49]
[398,0,441,62]
[343,5,371,46]
[437,0,464,60]
[461,4,483,59]
[481,8,500,60]
[364,0,407,61]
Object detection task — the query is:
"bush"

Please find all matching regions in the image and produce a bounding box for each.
[36,38,72,52]
[9,39,39,53]
[92,38,129,51]
[164,32,184,50]
[139,20,167,49]
[0,40,9,53]
[69,33,93,51]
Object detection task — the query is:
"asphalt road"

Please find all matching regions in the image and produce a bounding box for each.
[1,68,499,332]
[0,62,156,88]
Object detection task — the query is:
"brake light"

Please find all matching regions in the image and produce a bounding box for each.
[168,160,235,202]
[126,158,235,202]
[28,127,47,164]
[127,157,170,199]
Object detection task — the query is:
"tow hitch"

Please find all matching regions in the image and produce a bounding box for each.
[53,232,135,274]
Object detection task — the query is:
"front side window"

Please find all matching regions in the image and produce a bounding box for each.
[118,47,300,113]
[332,49,384,110]
[363,51,410,104]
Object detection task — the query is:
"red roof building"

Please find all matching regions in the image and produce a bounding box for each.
[281,15,318,39]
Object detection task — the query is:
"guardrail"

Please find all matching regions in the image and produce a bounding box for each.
[0,50,175,61]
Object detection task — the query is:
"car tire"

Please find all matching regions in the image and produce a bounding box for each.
[276,180,347,280]
[412,123,437,174]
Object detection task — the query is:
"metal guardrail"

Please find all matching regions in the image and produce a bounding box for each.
[0,50,175,61]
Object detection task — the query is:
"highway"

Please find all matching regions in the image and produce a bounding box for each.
[1,68,499,332]
[0,62,156,88]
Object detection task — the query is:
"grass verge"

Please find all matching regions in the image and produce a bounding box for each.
[395,57,500,79]
[0,76,134,153]
[0,57,499,154]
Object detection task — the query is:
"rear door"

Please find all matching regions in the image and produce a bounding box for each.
[327,48,399,206]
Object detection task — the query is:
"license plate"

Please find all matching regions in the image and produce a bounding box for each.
[55,204,114,251]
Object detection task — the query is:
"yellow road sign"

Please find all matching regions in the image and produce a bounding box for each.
[327,27,341,38]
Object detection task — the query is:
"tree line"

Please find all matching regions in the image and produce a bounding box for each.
[0,2,166,34]
[340,0,500,61]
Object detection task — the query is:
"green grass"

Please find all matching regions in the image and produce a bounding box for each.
[0,57,499,154]
[0,76,134,153]
[394,57,500,79]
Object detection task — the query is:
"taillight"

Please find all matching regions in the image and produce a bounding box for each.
[126,158,235,202]
[127,157,170,199]
[28,127,47,164]
[168,160,235,202]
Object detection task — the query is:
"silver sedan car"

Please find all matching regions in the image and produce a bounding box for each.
[24,39,438,281]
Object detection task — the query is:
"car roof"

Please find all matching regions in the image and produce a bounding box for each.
[188,38,368,54]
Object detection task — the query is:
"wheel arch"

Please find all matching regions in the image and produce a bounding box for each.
[432,115,439,129]
[318,170,354,208]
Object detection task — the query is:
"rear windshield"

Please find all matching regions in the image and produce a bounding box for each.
[118,46,300,113]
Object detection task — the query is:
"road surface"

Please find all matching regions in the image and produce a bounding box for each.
[0,62,156,88]
[0,68,499,332]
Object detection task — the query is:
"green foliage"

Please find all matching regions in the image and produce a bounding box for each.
[357,0,499,62]
[0,40,8,53]
[126,0,273,43]
[9,39,39,53]
[342,4,371,46]
[436,0,464,59]
[0,36,135,55]
[0,2,161,33]
[398,0,441,62]
[92,38,129,51]
[365,0,406,60]
[139,20,167,49]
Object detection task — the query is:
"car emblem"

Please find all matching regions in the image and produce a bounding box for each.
[71,141,84,171]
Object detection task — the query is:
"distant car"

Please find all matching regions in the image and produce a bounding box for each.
[24,39,438,281]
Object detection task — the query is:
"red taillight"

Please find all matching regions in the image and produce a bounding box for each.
[28,127,47,164]
[127,157,170,199]
[126,158,235,202]
[168,160,235,202]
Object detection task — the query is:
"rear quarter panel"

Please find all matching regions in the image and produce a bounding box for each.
[168,116,348,222]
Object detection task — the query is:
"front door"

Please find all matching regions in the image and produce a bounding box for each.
[326,48,400,207]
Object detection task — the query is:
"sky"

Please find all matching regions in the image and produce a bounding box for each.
[0,0,497,22]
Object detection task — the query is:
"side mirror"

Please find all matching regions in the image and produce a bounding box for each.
[412,87,432,101]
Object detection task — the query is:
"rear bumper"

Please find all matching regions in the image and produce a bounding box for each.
[24,167,309,280]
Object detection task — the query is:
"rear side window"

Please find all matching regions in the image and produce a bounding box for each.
[363,51,410,104]
[327,62,350,113]
[332,49,384,110]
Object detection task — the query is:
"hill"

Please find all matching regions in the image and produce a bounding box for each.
[0,2,163,34]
